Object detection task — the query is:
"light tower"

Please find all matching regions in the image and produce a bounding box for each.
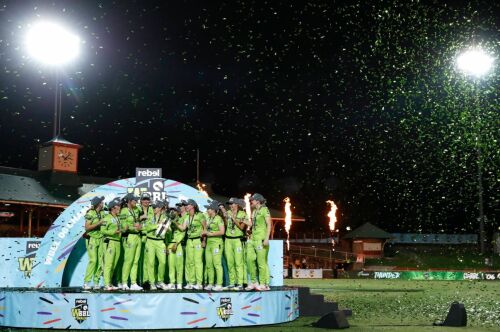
[455,47,494,254]
[25,21,82,178]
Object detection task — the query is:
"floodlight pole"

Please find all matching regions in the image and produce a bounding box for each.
[52,70,60,138]
[456,47,494,255]
[477,144,485,254]
[472,84,486,254]
[196,148,200,183]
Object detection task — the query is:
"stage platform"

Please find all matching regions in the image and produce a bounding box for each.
[0,287,299,329]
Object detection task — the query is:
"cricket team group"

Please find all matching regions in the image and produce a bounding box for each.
[83,192,272,292]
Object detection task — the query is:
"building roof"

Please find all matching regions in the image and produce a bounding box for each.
[0,166,113,208]
[0,173,74,207]
[342,222,392,239]
[42,136,82,148]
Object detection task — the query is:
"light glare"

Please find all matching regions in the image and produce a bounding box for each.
[456,48,494,78]
[25,21,80,66]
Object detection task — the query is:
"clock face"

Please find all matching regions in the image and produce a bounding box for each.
[53,146,78,172]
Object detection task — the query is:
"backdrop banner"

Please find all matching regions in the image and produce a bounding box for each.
[0,238,41,287]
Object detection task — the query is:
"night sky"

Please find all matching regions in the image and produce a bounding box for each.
[0,0,498,235]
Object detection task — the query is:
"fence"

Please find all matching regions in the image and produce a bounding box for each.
[389,233,477,244]
[285,244,359,269]
[277,232,478,245]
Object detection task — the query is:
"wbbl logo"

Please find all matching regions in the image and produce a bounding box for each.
[72,299,90,323]
[18,241,40,278]
[134,168,168,201]
[217,297,233,322]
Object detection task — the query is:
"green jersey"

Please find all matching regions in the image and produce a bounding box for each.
[170,215,187,243]
[100,213,122,241]
[84,209,104,239]
[252,206,271,240]
[139,205,154,235]
[119,206,142,235]
[225,210,246,238]
[207,215,224,243]
[186,212,206,239]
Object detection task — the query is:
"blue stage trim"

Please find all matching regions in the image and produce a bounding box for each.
[0,288,298,329]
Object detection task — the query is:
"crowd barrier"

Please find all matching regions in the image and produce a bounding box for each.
[353,270,500,280]
[280,268,500,281]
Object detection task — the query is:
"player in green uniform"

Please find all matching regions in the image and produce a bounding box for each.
[183,199,206,290]
[120,193,144,291]
[83,196,106,290]
[101,198,128,291]
[166,205,186,289]
[246,193,272,291]
[203,202,225,291]
[138,193,154,286]
[222,198,248,291]
[143,200,169,290]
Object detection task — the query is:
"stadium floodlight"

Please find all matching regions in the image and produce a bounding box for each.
[25,21,80,66]
[456,47,494,78]
[455,46,495,254]
[25,21,81,138]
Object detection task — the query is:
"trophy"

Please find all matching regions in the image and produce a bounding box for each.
[155,215,172,238]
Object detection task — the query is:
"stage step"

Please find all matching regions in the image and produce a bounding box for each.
[298,287,347,317]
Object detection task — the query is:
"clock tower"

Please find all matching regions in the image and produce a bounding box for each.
[38,137,82,174]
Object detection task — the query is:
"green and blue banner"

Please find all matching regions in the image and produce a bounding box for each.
[366,270,500,280]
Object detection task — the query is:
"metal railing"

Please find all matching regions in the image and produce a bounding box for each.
[285,244,359,264]
[275,231,336,242]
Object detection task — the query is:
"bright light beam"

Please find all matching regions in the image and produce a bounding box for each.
[25,21,80,66]
[456,48,494,78]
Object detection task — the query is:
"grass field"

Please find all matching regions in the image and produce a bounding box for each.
[120,279,499,332]
[245,279,500,332]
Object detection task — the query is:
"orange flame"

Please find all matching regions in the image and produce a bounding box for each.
[244,193,252,226]
[284,197,292,250]
[326,200,338,232]
[196,182,209,198]
[326,200,338,248]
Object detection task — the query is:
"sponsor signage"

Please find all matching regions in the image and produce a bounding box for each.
[374,271,401,279]
[136,167,162,181]
[484,272,500,280]
[72,298,90,323]
[18,240,41,278]
[362,271,500,281]
[283,269,323,278]
[133,168,168,201]
[217,297,233,322]
[463,272,500,281]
